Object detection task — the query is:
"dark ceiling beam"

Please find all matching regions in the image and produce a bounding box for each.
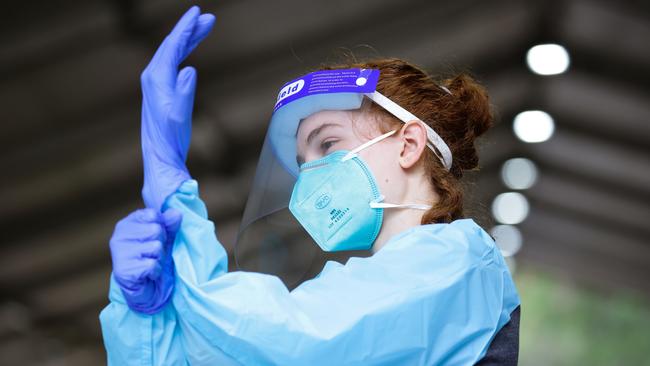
[544,73,650,151]
[561,0,650,88]
[0,43,147,155]
[527,170,650,237]
[0,1,121,79]
[466,153,650,243]
[525,128,650,197]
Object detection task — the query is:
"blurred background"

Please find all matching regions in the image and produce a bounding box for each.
[1,0,649,364]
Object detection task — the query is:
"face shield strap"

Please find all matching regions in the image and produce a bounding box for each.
[363,91,453,171]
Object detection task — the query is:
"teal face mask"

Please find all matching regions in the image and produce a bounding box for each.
[288,130,433,252]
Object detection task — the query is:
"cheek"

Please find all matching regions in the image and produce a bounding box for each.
[336,140,361,153]
[359,148,399,193]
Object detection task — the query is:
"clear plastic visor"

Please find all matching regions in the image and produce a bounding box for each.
[235,92,372,288]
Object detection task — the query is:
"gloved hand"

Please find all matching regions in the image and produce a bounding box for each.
[109,208,183,314]
[141,6,216,212]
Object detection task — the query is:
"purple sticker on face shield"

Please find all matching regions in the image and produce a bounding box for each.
[273,68,380,112]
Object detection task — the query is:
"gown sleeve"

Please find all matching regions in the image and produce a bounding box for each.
[99,275,187,365]
[101,179,520,366]
[99,178,243,366]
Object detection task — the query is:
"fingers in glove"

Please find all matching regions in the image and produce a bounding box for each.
[114,209,157,237]
[167,6,202,59]
[140,223,166,242]
[116,208,155,228]
[114,209,167,242]
[135,208,160,223]
[169,11,215,66]
[140,240,164,260]
[141,258,163,281]
[148,6,200,68]
[167,66,197,126]
[186,13,216,55]
[162,208,183,235]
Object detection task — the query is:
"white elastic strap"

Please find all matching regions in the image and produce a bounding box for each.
[369,202,432,210]
[341,129,397,161]
[363,91,453,171]
[369,195,431,211]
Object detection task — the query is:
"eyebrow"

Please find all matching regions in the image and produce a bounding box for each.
[296,122,341,166]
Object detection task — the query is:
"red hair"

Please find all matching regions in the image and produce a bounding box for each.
[318,58,494,224]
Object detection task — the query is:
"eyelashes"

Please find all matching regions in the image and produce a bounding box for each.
[320,139,339,152]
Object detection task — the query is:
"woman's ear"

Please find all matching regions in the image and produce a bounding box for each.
[398,120,428,169]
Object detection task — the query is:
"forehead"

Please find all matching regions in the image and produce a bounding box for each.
[297,110,352,135]
[296,109,380,139]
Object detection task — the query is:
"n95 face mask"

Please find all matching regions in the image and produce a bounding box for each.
[288,130,432,252]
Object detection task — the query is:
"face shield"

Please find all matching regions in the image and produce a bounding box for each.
[235,68,452,287]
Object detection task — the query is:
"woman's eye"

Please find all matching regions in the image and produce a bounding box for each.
[321,140,338,151]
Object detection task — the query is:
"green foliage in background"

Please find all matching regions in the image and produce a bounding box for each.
[515,266,650,366]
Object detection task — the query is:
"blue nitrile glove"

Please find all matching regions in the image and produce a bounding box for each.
[141,6,216,212]
[109,208,183,314]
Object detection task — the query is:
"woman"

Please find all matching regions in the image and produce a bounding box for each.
[101,6,520,365]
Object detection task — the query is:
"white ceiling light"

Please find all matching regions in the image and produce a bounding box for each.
[526,43,570,75]
[492,192,530,225]
[513,110,555,143]
[501,158,539,190]
[490,224,523,257]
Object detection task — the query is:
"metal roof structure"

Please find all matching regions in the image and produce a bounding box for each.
[0,0,648,363]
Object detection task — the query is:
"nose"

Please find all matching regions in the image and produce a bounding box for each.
[301,151,321,165]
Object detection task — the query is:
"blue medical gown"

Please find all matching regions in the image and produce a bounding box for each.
[100,180,520,365]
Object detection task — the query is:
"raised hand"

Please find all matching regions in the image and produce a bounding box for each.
[140,6,216,212]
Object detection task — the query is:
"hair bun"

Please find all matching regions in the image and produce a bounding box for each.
[442,73,494,172]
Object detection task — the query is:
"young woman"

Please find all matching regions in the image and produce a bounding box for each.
[101,6,520,365]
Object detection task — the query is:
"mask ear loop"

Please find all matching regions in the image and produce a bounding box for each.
[341,129,398,162]
[369,195,432,211]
